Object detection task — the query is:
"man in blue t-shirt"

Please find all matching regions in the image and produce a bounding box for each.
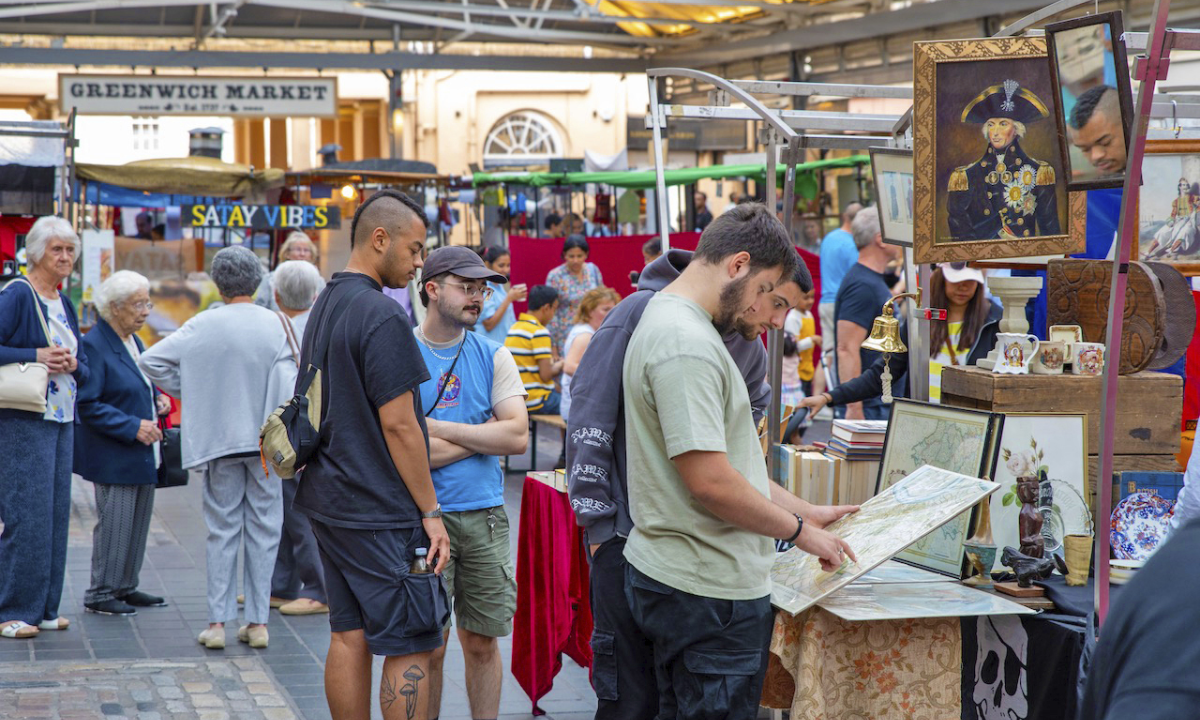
[818,202,863,383]
[412,247,529,720]
[834,206,901,421]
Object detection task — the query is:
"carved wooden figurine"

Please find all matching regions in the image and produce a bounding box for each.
[1016,475,1044,557]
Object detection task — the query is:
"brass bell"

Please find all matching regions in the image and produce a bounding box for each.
[862,302,908,354]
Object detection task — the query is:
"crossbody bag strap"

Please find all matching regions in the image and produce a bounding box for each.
[425,334,467,418]
[275,311,301,368]
[14,278,53,347]
[296,284,372,396]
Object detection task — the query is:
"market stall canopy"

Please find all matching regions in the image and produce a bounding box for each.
[471,155,868,190]
[76,156,284,197]
[288,158,443,187]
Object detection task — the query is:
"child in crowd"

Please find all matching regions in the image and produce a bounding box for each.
[785,287,823,399]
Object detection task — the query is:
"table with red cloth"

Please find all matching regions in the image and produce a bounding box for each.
[511,473,593,715]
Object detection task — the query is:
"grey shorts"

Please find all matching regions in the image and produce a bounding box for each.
[442,506,517,637]
[309,519,450,657]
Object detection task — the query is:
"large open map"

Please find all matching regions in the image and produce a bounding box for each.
[770,464,998,615]
[877,401,1000,576]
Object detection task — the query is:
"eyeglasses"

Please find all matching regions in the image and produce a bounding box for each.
[129,301,155,311]
[443,281,494,300]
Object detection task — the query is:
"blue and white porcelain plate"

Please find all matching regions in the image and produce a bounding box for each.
[1110,492,1174,561]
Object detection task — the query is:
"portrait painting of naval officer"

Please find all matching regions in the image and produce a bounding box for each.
[946,81,1061,242]
[913,37,1083,264]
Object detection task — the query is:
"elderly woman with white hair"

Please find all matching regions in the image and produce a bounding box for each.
[254,231,319,311]
[0,215,89,639]
[262,260,330,616]
[75,270,173,617]
[139,246,288,650]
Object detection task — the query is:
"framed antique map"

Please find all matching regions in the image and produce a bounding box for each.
[770,465,999,615]
[877,400,1003,577]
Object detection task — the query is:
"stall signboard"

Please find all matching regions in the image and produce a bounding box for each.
[81,228,115,304]
[59,75,338,118]
[627,117,747,152]
[184,204,341,229]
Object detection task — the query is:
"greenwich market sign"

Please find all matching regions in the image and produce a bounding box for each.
[59,75,337,118]
[185,204,341,229]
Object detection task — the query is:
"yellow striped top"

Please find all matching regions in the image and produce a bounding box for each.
[928,321,963,404]
[505,313,555,410]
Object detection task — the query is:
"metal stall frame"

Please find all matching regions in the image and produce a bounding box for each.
[0,110,79,235]
[646,69,904,479]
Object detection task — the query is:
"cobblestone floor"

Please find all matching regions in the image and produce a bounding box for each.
[0,425,596,720]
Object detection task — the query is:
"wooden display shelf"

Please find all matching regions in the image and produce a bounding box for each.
[941,366,1182,456]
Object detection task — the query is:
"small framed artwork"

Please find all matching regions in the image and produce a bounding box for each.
[875,399,1003,577]
[1139,139,1200,274]
[913,36,1088,263]
[1045,11,1134,192]
[990,413,1091,573]
[869,146,915,246]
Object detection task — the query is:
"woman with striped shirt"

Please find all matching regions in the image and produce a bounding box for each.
[798,262,1001,412]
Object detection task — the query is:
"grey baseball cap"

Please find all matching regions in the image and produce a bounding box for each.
[422,246,507,284]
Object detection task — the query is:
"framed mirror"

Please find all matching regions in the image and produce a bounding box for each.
[1046,11,1135,191]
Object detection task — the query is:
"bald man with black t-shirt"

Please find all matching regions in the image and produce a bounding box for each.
[295,190,450,720]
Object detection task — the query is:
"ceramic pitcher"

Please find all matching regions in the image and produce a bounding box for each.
[994,333,1040,375]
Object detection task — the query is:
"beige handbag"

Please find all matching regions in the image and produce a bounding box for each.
[0,279,53,414]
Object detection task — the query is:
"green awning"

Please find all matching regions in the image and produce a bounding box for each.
[471,155,869,190]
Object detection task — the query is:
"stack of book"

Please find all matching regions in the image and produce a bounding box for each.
[824,419,888,461]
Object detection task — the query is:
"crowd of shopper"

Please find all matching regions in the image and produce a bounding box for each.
[0,197,975,720]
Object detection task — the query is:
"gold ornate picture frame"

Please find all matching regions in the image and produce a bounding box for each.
[913,37,1087,264]
[1138,138,1200,275]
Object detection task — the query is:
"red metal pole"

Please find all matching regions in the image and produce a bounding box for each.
[1097,0,1173,625]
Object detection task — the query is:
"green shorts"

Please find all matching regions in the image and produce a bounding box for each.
[442,506,517,638]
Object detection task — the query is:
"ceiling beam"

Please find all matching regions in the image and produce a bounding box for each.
[660,0,1057,65]
[254,0,668,45]
[0,20,403,37]
[0,44,650,71]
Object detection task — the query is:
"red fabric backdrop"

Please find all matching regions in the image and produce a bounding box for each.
[507,233,822,322]
[507,233,701,314]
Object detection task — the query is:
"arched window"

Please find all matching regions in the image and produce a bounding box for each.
[482,111,563,168]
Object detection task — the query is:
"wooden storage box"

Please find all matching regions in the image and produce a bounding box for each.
[940,366,1182,456]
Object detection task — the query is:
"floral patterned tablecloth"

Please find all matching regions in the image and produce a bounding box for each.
[762,607,962,719]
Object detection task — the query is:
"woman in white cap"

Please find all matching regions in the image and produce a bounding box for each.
[798,262,1000,411]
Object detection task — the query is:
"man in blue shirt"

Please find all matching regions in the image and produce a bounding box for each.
[413,246,530,720]
[818,202,862,385]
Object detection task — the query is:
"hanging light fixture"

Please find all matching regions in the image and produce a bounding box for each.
[861,291,921,404]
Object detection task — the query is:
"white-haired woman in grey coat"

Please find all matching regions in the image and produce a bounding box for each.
[139,246,288,650]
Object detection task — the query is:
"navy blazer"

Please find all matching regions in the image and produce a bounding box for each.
[74,319,159,486]
[0,278,90,421]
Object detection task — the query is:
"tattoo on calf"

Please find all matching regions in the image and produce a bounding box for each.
[400,665,425,720]
[381,673,398,711]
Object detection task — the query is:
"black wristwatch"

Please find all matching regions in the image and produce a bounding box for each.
[420,503,442,519]
[784,514,804,543]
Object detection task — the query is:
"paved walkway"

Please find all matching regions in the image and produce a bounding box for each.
[0,424,595,720]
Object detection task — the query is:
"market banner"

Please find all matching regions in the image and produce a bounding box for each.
[59,75,338,118]
[184,204,340,229]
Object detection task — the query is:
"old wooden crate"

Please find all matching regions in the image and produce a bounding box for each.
[941,366,1182,456]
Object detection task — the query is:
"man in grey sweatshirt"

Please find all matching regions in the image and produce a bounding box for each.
[567,247,810,720]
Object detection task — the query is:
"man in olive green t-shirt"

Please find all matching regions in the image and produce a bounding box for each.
[623,204,858,720]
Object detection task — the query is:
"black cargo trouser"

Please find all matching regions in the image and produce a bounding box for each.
[624,563,774,720]
[589,537,658,720]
